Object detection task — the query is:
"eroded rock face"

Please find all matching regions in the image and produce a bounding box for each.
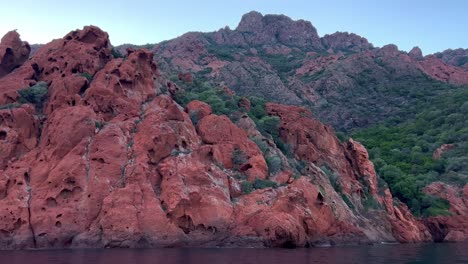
[408,47,423,60]
[434,48,468,70]
[418,55,468,85]
[265,103,432,243]
[321,32,373,53]
[0,25,454,249]
[433,144,455,160]
[0,31,31,78]
[236,11,323,49]
[423,182,468,242]
[0,26,112,105]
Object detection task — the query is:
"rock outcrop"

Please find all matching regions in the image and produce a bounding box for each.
[433,144,455,160]
[434,48,468,70]
[321,32,373,53]
[408,47,423,60]
[0,20,465,249]
[0,31,31,78]
[423,182,468,242]
[235,11,323,49]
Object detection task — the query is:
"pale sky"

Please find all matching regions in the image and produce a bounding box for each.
[1,0,466,54]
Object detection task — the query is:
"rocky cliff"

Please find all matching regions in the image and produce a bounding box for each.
[0,26,449,249]
[0,30,31,78]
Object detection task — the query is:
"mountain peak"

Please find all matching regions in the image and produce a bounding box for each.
[236,11,264,32]
[409,46,423,60]
[235,11,323,49]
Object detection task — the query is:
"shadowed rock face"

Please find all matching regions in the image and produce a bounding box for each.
[0,31,31,78]
[0,25,445,249]
[434,48,468,70]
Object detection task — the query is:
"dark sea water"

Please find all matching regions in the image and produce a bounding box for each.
[0,243,467,264]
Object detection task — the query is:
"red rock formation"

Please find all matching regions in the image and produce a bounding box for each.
[434,48,468,70]
[236,11,323,49]
[0,105,39,170]
[433,144,455,160]
[0,26,111,105]
[0,31,30,78]
[321,32,373,53]
[408,47,423,60]
[237,97,251,111]
[418,55,468,85]
[178,72,193,83]
[186,100,212,121]
[423,182,468,242]
[345,139,378,195]
[0,25,455,249]
[266,102,432,243]
[197,114,268,181]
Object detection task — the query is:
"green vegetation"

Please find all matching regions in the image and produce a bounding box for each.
[206,44,241,61]
[241,179,279,195]
[111,48,124,58]
[94,121,104,130]
[322,165,342,193]
[18,82,49,110]
[266,155,283,175]
[256,116,280,138]
[253,179,278,189]
[341,194,355,210]
[314,72,462,133]
[354,88,468,216]
[232,148,248,169]
[0,103,21,110]
[241,181,254,194]
[173,79,241,116]
[81,72,93,82]
[258,51,306,82]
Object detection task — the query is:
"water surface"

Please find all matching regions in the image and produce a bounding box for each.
[0,243,466,264]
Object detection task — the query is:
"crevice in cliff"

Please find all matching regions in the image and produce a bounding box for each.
[24,170,37,248]
[84,136,93,182]
[119,132,134,188]
[118,105,146,188]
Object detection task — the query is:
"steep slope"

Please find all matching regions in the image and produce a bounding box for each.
[0,27,440,249]
[118,11,468,243]
[149,11,468,133]
[434,48,468,70]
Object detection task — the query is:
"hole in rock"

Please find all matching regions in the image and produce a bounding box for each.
[65,177,76,185]
[58,189,72,199]
[177,215,195,234]
[91,158,105,164]
[281,240,297,249]
[239,163,253,172]
[23,172,30,184]
[0,131,7,140]
[55,221,62,228]
[316,192,324,206]
[46,198,57,207]
[79,82,88,96]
